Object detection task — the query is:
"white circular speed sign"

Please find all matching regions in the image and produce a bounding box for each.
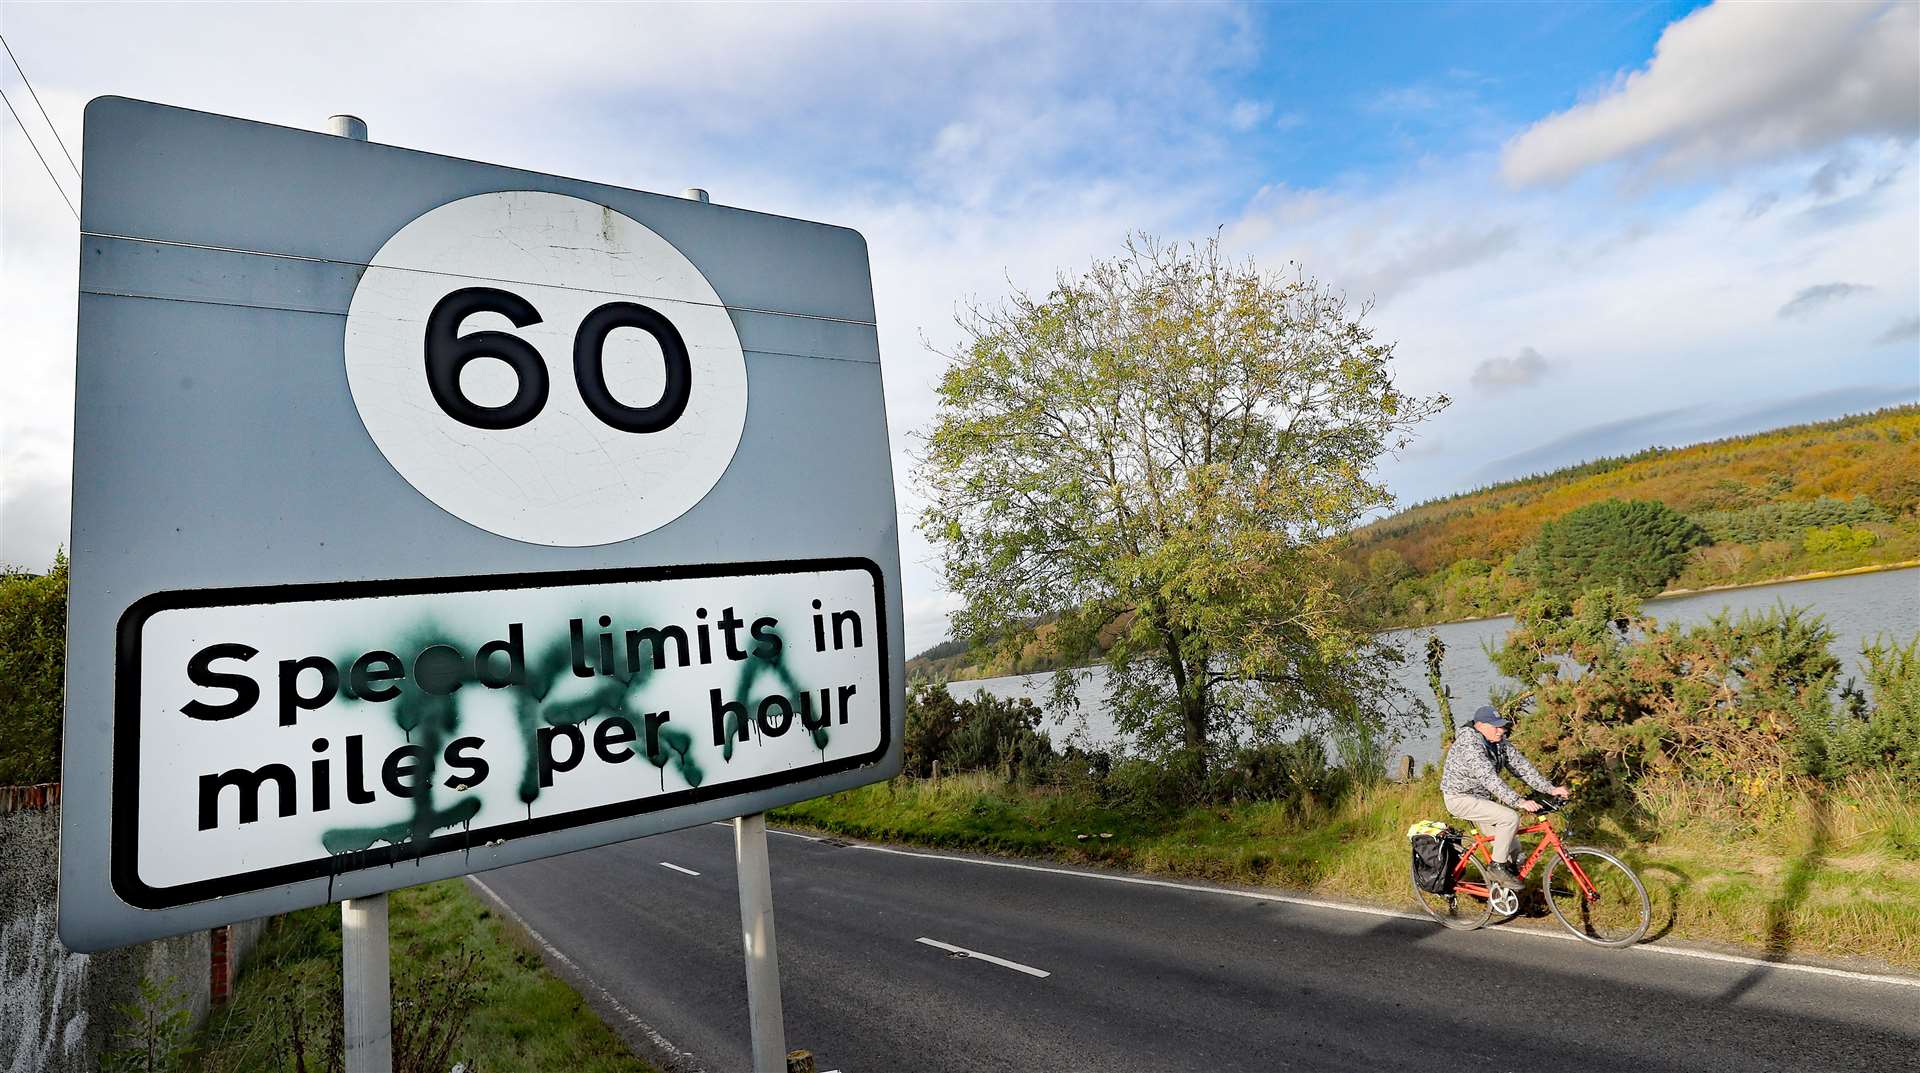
[344,191,747,546]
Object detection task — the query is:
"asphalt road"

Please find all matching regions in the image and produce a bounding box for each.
[475,823,1920,1073]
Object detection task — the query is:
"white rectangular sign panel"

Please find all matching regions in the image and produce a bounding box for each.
[116,560,887,908]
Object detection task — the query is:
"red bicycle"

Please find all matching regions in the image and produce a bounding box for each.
[1412,796,1650,947]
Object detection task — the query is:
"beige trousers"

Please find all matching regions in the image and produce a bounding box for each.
[1444,793,1520,865]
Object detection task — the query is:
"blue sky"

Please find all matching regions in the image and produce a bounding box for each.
[1234,2,1710,185]
[2,1,1915,652]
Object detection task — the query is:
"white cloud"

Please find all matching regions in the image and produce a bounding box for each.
[1470,348,1552,391]
[1503,1,1918,186]
[1228,99,1270,131]
[1226,184,1516,305]
[1223,139,1918,509]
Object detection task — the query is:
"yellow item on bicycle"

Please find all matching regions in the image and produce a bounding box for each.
[1406,819,1449,840]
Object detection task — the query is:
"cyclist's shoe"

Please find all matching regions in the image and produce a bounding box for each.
[1484,862,1522,890]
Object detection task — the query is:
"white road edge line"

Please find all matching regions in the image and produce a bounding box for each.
[916,936,1052,978]
[740,825,1919,990]
[467,876,706,1072]
[660,862,702,876]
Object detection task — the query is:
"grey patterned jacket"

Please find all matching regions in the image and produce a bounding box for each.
[1439,732,1555,808]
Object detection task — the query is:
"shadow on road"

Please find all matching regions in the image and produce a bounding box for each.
[1718,791,1831,1004]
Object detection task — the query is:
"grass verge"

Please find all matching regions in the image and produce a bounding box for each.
[190,879,658,1072]
[771,770,1920,970]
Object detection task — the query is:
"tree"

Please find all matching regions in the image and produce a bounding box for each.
[1529,498,1707,598]
[0,553,67,785]
[918,236,1446,772]
[1424,632,1455,750]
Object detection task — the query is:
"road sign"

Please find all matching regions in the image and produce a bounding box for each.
[61,98,903,952]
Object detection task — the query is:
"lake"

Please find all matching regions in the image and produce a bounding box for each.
[946,566,1920,764]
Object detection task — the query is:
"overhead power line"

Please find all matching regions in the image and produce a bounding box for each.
[0,35,78,180]
[2,84,78,219]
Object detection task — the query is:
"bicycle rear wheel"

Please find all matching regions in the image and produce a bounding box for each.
[1412,854,1494,931]
[1543,846,1650,947]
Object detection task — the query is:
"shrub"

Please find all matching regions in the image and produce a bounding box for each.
[1490,586,1850,800]
[1529,499,1709,598]
[0,553,67,784]
[902,681,1057,783]
[1802,523,1878,554]
[1205,736,1349,806]
[1805,637,1920,782]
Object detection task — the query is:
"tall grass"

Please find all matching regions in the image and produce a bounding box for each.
[189,880,658,1072]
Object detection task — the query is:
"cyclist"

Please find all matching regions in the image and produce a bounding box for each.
[1441,706,1569,890]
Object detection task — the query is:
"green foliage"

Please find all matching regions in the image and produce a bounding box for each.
[103,977,193,1073]
[1695,496,1888,544]
[1804,637,1920,781]
[918,235,1443,770]
[0,553,67,784]
[1491,585,1916,801]
[903,681,1384,815]
[1102,735,1358,814]
[390,951,487,1073]
[191,881,654,1073]
[1529,499,1709,598]
[903,681,1058,783]
[1802,523,1878,554]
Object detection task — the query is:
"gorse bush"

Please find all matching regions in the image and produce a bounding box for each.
[1491,585,1918,802]
[903,681,1057,783]
[1806,637,1920,782]
[0,553,67,785]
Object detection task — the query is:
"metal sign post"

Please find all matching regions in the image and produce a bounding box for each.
[340,892,392,1071]
[734,812,787,1071]
[325,111,393,1073]
[666,183,789,1072]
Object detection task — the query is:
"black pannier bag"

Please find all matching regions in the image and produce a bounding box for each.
[1410,828,1460,894]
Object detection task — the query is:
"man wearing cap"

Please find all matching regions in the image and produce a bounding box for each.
[1440,705,1569,890]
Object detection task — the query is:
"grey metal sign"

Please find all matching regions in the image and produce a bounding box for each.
[60,97,903,952]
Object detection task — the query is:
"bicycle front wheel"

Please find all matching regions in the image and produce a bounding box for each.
[1412,854,1494,931]
[1543,846,1650,947]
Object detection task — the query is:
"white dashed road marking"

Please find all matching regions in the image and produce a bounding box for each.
[659,862,701,876]
[916,936,1052,978]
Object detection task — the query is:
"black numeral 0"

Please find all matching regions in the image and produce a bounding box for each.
[424,288,694,434]
[573,302,693,433]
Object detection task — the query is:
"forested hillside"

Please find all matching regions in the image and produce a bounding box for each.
[910,406,1920,677]
[1346,405,1920,627]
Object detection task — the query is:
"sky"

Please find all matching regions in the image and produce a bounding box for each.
[2,0,1916,656]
